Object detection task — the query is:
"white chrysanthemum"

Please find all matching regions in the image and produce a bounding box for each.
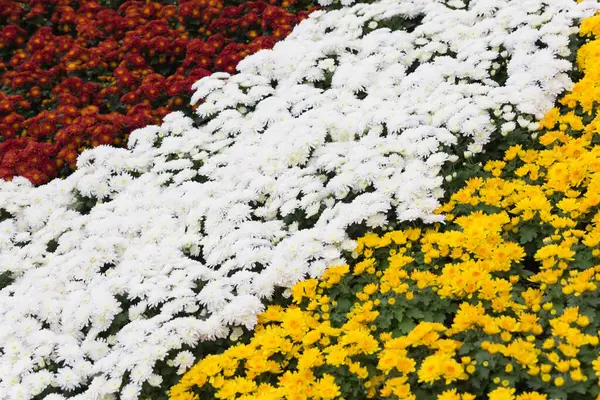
[147,374,163,388]
[54,368,82,392]
[129,364,153,385]
[120,383,141,400]
[173,351,195,375]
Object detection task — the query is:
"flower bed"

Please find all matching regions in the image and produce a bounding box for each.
[0,1,599,400]
[0,0,316,184]
[172,13,600,399]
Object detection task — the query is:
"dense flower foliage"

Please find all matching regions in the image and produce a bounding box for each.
[0,1,598,400]
[171,13,600,400]
[0,0,316,184]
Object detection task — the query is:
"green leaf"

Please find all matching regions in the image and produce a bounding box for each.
[393,319,416,335]
[519,225,539,244]
[336,298,352,312]
[393,307,404,322]
[406,308,424,320]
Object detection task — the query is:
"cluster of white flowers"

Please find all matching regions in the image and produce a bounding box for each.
[0,0,597,398]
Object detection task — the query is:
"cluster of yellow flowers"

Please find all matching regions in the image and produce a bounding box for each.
[170,13,600,400]
[171,212,597,399]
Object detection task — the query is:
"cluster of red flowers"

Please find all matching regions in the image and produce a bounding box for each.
[0,0,316,184]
